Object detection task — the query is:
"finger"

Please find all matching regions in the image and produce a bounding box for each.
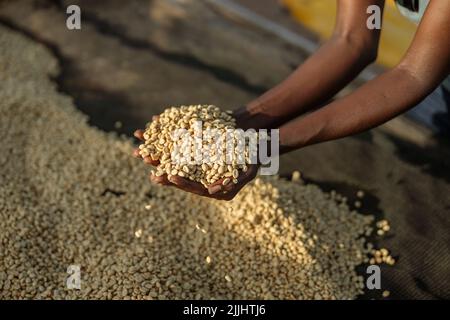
[210,186,238,201]
[213,182,240,200]
[168,175,210,197]
[207,175,238,195]
[143,156,160,166]
[223,179,238,192]
[238,165,258,183]
[208,182,223,195]
[210,167,257,198]
[134,130,145,141]
[133,148,142,158]
[150,173,173,186]
[213,182,245,201]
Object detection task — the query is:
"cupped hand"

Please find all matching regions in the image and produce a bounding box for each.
[133,128,169,185]
[133,130,258,201]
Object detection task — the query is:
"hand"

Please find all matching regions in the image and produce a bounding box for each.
[201,164,259,200]
[133,126,258,201]
[232,106,276,130]
[133,111,260,200]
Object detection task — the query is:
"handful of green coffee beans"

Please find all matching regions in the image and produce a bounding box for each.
[138,105,256,187]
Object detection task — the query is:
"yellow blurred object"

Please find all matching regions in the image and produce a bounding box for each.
[281,0,417,68]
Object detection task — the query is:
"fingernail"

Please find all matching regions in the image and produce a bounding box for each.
[208,185,222,195]
[143,157,153,164]
[168,175,176,184]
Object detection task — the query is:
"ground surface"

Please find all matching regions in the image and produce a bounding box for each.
[0,0,449,299]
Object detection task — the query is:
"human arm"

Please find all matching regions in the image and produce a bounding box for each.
[236,0,385,130]
[277,0,450,153]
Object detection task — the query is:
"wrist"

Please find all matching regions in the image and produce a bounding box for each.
[233,105,274,130]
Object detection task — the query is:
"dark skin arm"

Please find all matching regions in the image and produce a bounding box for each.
[236,0,384,130]
[278,0,450,153]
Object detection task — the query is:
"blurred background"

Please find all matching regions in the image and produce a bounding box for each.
[281,0,416,67]
[0,0,449,299]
